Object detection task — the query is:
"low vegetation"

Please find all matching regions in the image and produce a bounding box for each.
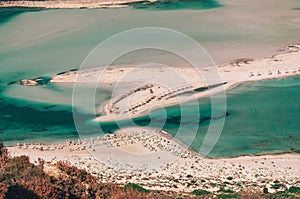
[217,193,239,199]
[191,189,211,196]
[0,143,299,199]
[124,183,150,194]
[0,143,151,199]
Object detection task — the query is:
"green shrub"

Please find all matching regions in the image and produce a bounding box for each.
[275,191,294,198]
[218,188,234,193]
[191,189,210,196]
[271,183,284,189]
[227,176,233,181]
[217,193,239,198]
[288,186,300,194]
[123,183,150,193]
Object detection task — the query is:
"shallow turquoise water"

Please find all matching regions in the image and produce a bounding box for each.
[0,5,300,157]
[0,7,43,24]
[160,76,300,157]
[123,0,221,10]
[1,77,299,158]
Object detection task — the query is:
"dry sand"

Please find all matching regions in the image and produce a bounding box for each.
[50,44,300,122]
[9,45,300,193]
[8,127,300,193]
[0,0,146,9]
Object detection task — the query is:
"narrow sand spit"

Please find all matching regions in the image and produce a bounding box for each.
[8,127,300,193]
[9,45,300,192]
[0,0,147,9]
[50,44,300,122]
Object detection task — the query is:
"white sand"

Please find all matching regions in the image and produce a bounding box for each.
[8,45,300,192]
[50,44,300,122]
[0,0,146,9]
[8,127,300,193]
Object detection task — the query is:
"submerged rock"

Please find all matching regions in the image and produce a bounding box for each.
[7,81,18,85]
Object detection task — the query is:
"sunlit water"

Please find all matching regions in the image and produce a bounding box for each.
[0,0,299,157]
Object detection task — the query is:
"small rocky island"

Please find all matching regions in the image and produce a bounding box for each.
[19,77,51,86]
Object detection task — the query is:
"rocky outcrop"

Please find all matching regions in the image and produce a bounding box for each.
[19,77,51,86]
[20,79,38,86]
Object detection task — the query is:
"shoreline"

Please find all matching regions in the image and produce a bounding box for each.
[5,44,300,192]
[7,127,300,193]
[0,0,148,9]
[101,46,300,121]
[49,44,300,122]
[6,44,300,157]
[5,133,300,160]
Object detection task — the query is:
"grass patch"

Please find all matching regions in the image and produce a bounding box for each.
[217,193,239,198]
[271,183,285,189]
[191,189,210,196]
[274,191,295,198]
[218,188,234,193]
[123,183,150,193]
[288,186,300,194]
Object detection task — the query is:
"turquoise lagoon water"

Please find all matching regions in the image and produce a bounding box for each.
[123,0,221,10]
[0,3,300,157]
[0,77,299,158]
[162,77,300,157]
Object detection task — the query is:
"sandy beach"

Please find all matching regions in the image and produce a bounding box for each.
[7,127,300,193]
[1,1,300,197]
[7,45,300,194]
[0,0,148,9]
[50,44,300,122]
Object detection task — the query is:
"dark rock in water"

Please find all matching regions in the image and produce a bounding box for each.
[43,105,56,110]
[56,71,66,75]
[35,76,51,85]
[19,76,51,86]
[31,125,47,132]
[263,187,268,194]
[194,82,227,92]
[56,68,78,76]
[7,81,18,85]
